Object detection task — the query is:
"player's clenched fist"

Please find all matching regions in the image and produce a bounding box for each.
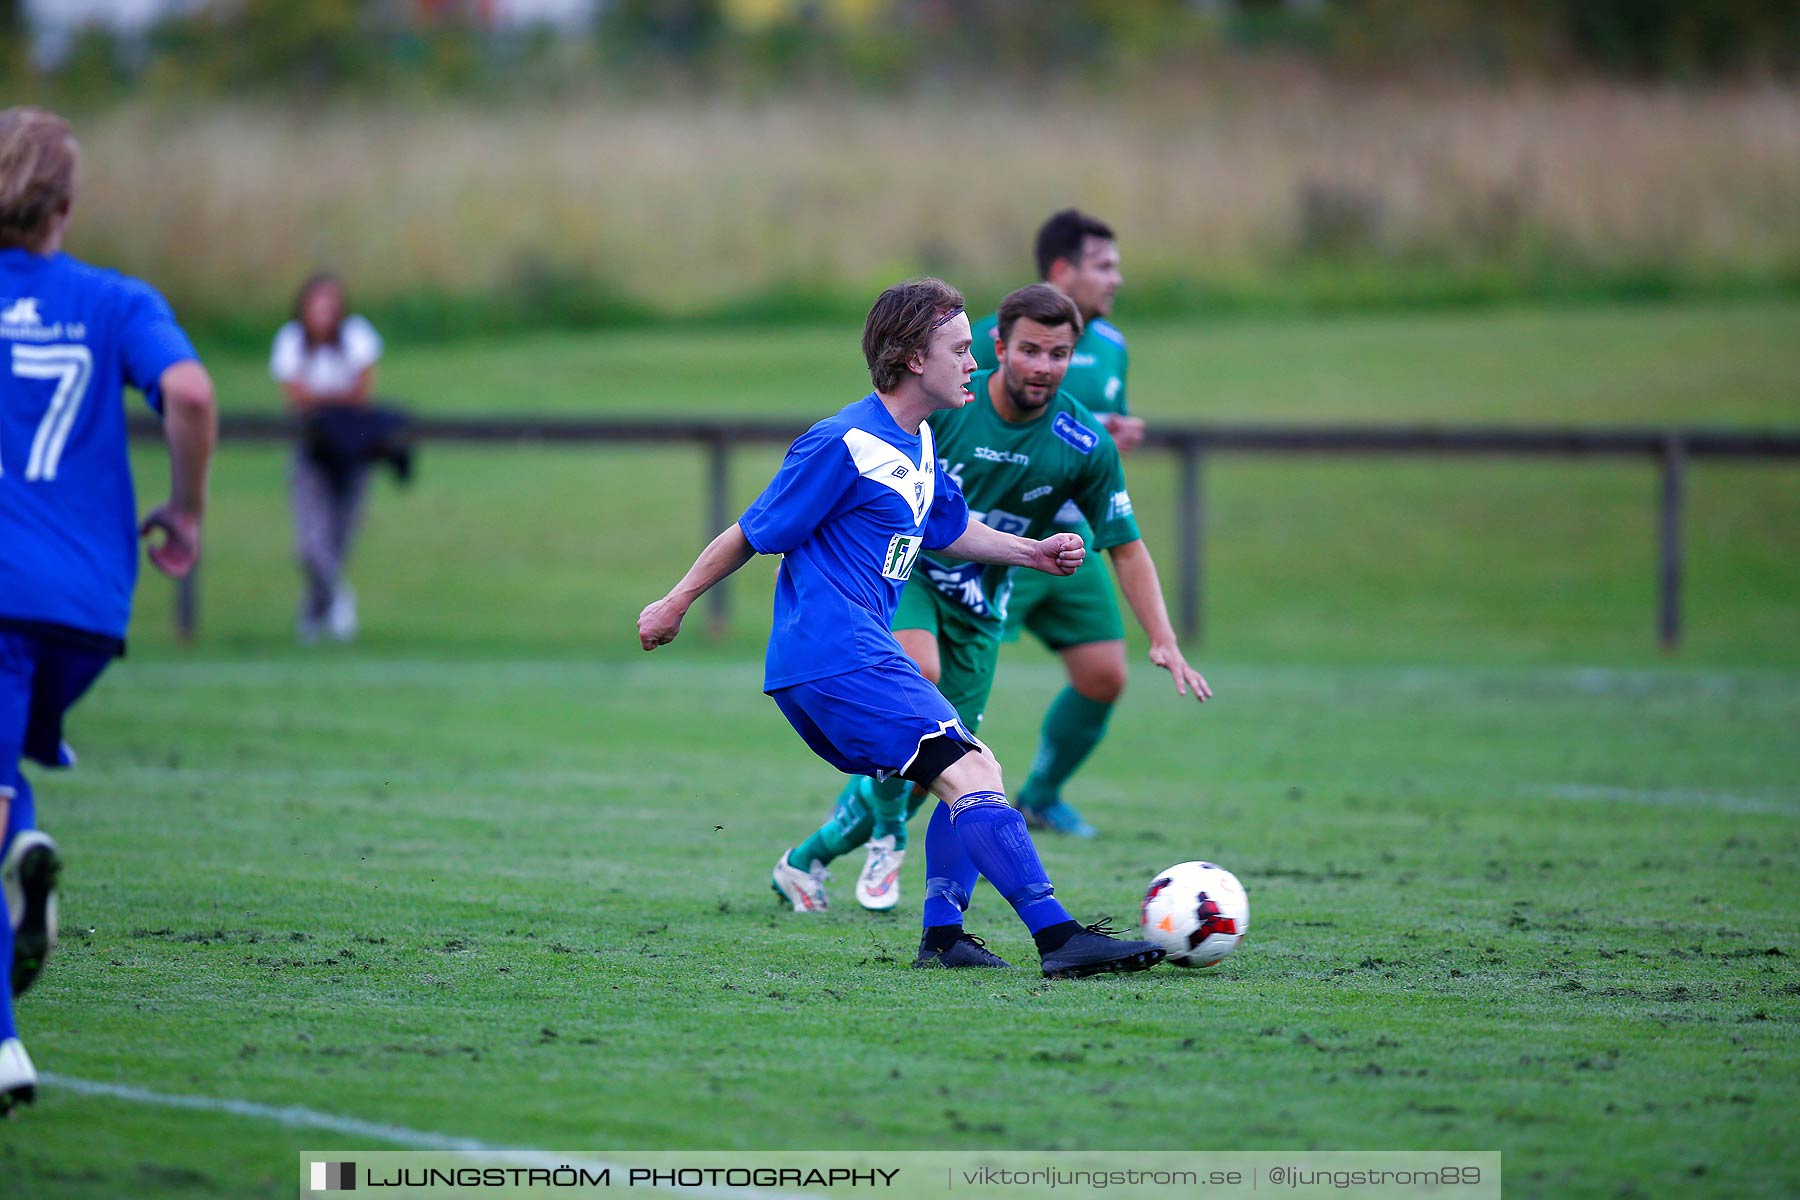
[1034,532,1085,576]
[139,505,202,579]
[637,595,688,651]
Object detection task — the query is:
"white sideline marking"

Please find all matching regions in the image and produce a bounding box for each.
[44,1072,489,1149]
[1537,783,1800,817]
[41,1074,799,1200]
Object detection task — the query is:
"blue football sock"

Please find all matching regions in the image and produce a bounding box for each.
[2,773,35,851]
[0,902,12,1041]
[920,800,978,931]
[948,791,1073,934]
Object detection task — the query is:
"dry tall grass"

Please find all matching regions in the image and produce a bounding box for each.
[66,76,1800,318]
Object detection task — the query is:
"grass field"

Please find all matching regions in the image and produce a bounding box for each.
[10,658,1798,1198]
[5,301,1798,1197]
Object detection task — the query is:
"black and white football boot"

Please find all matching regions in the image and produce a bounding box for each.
[1039,918,1165,979]
[913,932,1012,969]
[4,831,60,998]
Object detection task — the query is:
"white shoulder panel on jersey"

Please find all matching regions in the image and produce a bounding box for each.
[1090,319,1127,348]
[842,425,935,524]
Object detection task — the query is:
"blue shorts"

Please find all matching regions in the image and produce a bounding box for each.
[770,656,979,782]
[1,630,114,775]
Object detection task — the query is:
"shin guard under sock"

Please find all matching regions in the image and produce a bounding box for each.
[947,791,1073,934]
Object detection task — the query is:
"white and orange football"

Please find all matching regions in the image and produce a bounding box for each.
[1140,861,1249,967]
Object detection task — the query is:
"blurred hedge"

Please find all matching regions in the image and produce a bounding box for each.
[1,0,1795,108]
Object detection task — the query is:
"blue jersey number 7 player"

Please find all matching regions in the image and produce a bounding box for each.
[0,108,218,1114]
[637,277,1166,979]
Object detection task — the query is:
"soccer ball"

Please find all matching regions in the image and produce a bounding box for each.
[1139,861,1249,967]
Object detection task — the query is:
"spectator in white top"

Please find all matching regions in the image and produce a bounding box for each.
[270,273,383,643]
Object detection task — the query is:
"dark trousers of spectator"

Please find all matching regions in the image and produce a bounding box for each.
[290,449,370,631]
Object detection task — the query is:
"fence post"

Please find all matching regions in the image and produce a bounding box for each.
[175,561,198,644]
[1177,439,1205,644]
[707,433,731,638]
[1658,436,1685,652]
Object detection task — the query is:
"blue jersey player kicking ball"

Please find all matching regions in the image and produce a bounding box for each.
[0,108,218,1115]
[637,278,1164,978]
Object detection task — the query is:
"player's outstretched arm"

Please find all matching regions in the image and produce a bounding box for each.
[140,360,216,579]
[1107,538,1212,702]
[637,523,757,650]
[938,519,1085,576]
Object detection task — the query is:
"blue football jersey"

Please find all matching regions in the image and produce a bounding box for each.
[0,249,197,643]
[740,394,970,690]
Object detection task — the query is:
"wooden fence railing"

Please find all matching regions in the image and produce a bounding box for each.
[129,415,1800,649]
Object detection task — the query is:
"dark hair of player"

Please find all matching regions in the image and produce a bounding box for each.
[1033,208,1115,281]
[292,272,349,347]
[861,276,965,393]
[0,107,78,252]
[996,283,1084,346]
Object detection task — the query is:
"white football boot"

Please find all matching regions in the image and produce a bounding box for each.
[0,1038,37,1116]
[770,850,830,912]
[3,830,59,997]
[854,835,905,911]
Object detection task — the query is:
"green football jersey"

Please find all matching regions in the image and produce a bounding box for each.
[918,369,1140,632]
[970,310,1130,418]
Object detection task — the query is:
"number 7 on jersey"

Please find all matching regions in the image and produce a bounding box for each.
[5,342,92,481]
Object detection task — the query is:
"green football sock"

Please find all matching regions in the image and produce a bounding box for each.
[1019,687,1114,811]
[788,773,935,869]
[905,786,930,825]
[787,779,874,870]
[865,775,915,848]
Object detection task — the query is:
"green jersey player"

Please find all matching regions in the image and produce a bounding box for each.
[968,209,1146,837]
[772,285,1210,926]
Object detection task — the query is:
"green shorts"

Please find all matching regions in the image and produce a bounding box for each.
[893,577,1001,734]
[1002,536,1125,650]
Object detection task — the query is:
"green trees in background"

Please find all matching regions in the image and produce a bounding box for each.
[1314,0,1796,79]
[0,0,22,80]
[5,0,1795,106]
[156,0,371,93]
[1562,0,1798,78]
